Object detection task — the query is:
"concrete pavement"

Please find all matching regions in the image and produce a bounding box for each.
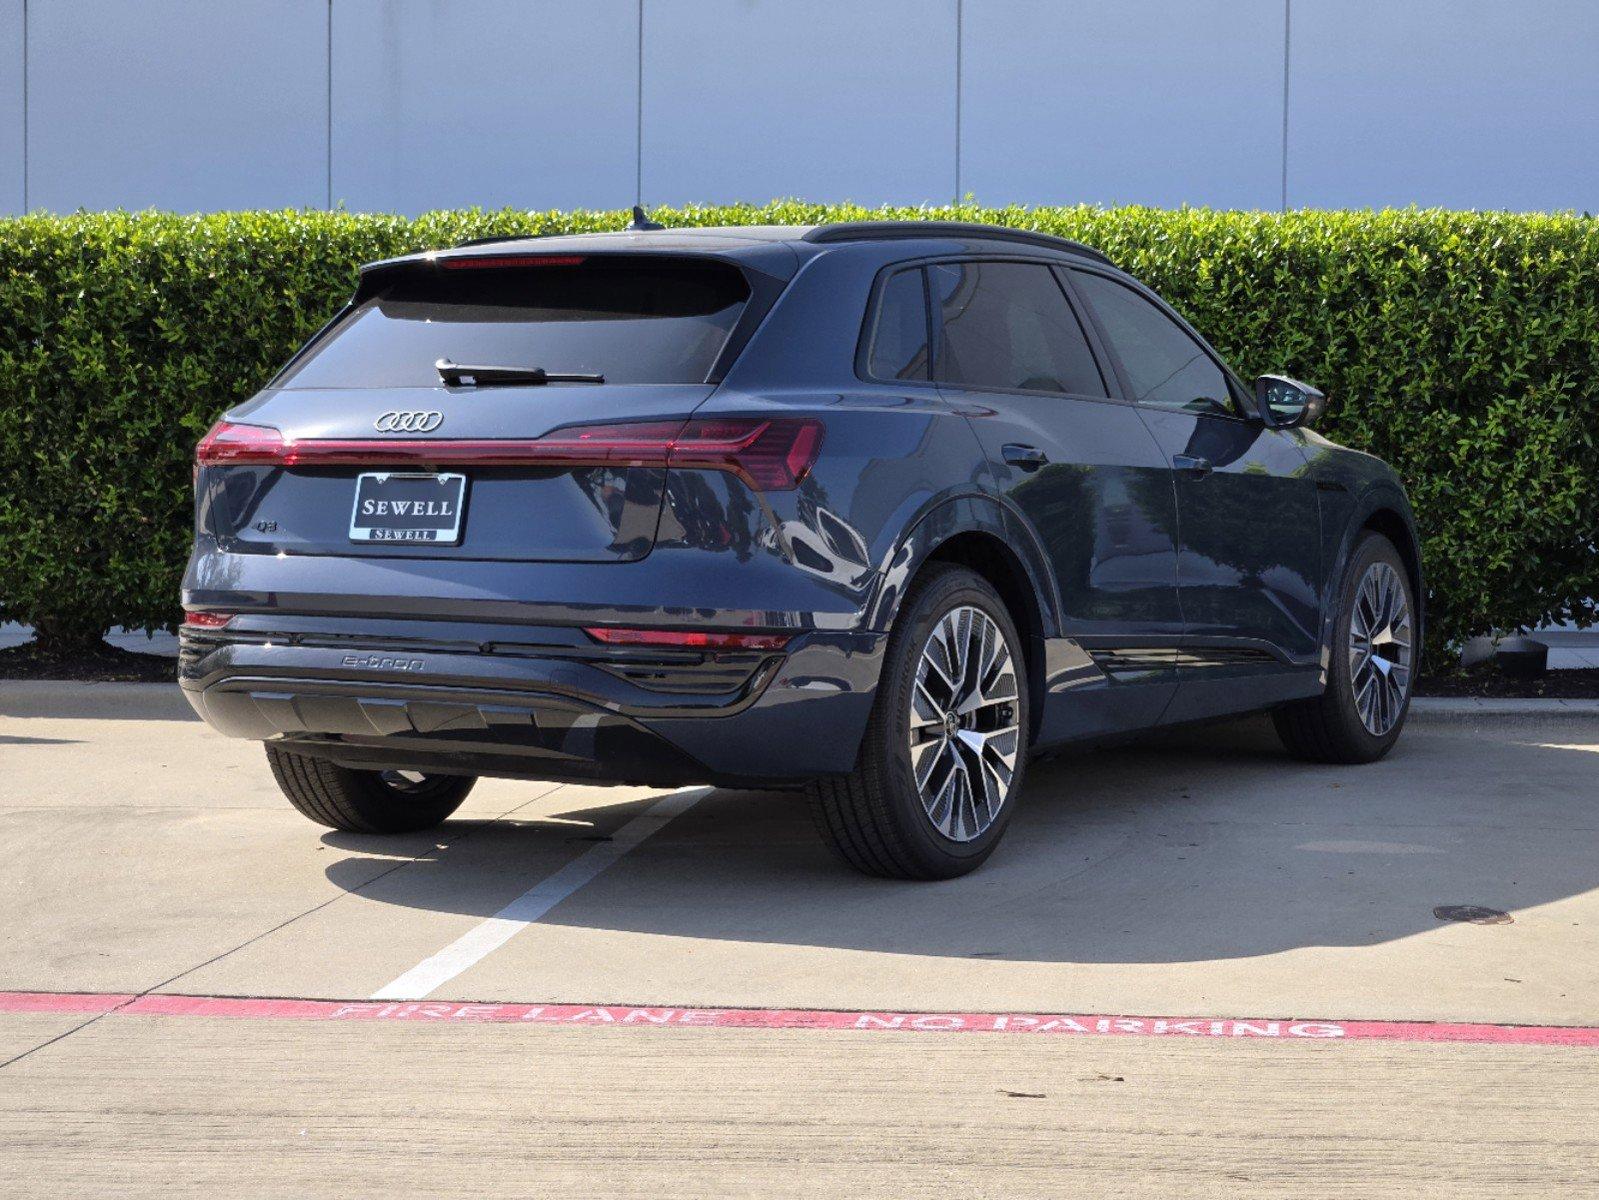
[4,1017,1595,1199]
[2,682,1597,1195]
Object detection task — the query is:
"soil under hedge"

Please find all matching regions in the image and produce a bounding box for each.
[4,641,1598,699]
[0,642,176,683]
[1412,668,1599,700]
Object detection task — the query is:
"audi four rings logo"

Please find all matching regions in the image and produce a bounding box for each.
[374,410,444,433]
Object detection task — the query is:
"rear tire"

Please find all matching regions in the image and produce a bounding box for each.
[809,564,1030,880]
[1274,531,1416,764]
[265,744,475,833]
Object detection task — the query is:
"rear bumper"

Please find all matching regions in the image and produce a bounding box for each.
[179,618,884,786]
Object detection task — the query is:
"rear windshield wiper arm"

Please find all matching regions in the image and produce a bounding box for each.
[436,359,605,387]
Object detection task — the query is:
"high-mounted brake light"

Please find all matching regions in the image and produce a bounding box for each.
[195,417,824,492]
[583,627,792,651]
[441,254,586,270]
[182,611,235,629]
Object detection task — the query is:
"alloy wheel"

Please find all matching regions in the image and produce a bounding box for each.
[1348,561,1413,736]
[378,769,452,796]
[908,605,1021,842]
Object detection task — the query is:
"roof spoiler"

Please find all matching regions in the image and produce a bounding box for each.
[802,220,1114,267]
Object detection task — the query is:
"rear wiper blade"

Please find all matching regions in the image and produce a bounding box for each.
[435,359,605,387]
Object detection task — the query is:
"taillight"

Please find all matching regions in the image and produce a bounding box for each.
[182,611,234,629]
[532,417,824,489]
[196,421,286,466]
[540,417,823,490]
[192,417,823,491]
[531,421,691,466]
[668,418,825,491]
[584,627,791,651]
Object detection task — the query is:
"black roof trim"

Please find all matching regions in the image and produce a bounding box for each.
[802,221,1114,266]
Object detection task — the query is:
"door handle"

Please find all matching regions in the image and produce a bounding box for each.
[1002,443,1048,472]
[1173,454,1213,477]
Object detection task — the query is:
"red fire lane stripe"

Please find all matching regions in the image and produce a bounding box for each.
[3,992,1597,1047]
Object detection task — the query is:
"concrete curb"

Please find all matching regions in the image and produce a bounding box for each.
[1409,697,1599,720]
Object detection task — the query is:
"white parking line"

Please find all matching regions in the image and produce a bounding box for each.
[371,788,706,1001]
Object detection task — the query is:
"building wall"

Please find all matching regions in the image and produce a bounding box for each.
[0,2,24,213]
[1288,0,1599,210]
[4,0,1597,216]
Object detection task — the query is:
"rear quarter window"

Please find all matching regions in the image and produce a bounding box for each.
[274,258,750,388]
[864,268,932,382]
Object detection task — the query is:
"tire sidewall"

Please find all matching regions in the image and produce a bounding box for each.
[1326,533,1415,758]
[266,743,474,833]
[874,567,1030,871]
[349,770,473,831]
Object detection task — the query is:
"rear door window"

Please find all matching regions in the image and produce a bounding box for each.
[1070,270,1236,416]
[273,258,750,388]
[865,268,932,381]
[929,261,1107,397]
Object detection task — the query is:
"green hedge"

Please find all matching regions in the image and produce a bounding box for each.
[1,203,1596,656]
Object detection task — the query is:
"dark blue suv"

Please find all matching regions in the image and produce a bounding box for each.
[181,220,1421,878]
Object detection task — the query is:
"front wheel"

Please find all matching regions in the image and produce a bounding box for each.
[266,744,475,833]
[1274,531,1416,764]
[810,564,1030,880]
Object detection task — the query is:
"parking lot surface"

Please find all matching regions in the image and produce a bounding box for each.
[2,682,1597,1197]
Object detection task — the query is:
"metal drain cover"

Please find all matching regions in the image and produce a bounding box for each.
[1433,904,1513,925]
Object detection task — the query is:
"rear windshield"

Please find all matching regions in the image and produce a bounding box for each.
[273,258,750,388]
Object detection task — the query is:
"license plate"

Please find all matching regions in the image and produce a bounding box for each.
[349,472,468,544]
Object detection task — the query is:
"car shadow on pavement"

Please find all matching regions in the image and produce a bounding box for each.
[319,715,1599,965]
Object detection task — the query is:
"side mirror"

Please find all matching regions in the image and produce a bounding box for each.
[1253,374,1326,429]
